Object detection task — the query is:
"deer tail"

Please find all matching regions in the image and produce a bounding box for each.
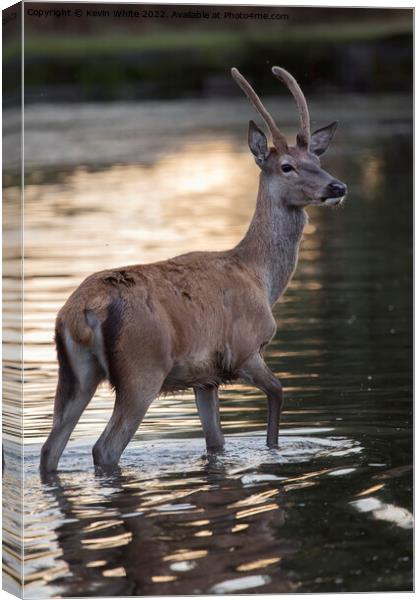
[58,306,94,347]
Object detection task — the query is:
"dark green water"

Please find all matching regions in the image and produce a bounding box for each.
[3,96,412,596]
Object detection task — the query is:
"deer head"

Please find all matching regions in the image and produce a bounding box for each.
[232,66,347,208]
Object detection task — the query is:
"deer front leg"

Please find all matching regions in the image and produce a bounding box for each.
[239,353,283,448]
[193,386,224,453]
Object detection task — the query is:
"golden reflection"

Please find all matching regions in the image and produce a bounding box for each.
[21,449,316,595]
[185,519,210,527]
[151,575,177,583]
[285,467,334,484]
[194,530,213,537]
[288,281,322,291]
[163,549,208,562]
[159,141,241,196]
[81,531,132,549]
[83,519,123,532]
[152,477,206,488]
[102,567,126,578]
[303,223,317,235]
[236,557,282,572]
[149,507,204,518]
[223,422,264,429]
[228,488,278,508]
[140,488,207,508]
[231,523,249,533]
[24,565,69,585]
[236,503,279,520]
[86,560,107,568]
[355,483,385,497]
[284,482,317,492]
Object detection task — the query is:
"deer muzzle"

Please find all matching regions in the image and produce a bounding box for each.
[321,180,347,205]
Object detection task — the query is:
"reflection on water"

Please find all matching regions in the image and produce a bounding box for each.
[3,96,413,595]
[22,436,358,597]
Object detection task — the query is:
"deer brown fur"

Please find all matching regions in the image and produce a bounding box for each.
[40,66,347,472]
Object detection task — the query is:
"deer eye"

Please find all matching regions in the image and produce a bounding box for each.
[281,164,295,173]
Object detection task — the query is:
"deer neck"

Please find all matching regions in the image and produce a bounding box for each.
[234,172,307,305]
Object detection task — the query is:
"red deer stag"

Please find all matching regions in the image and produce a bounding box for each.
[40,66,347,472]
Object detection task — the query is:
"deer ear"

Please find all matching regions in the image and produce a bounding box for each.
[310,121,338,156]
[248,120,270,166]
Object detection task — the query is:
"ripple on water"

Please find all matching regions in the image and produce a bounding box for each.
[11,433,364,597]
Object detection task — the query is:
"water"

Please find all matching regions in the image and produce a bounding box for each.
[3,95,412,595]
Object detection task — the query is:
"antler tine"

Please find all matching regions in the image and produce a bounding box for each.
[231,67,288,153]
[272,66,311,149]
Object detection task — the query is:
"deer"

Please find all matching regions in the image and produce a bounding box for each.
[40,66,347,473]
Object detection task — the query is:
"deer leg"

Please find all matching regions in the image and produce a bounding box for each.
[194,386,224,452]
[92,375,163,468]
[40,350,103,473]
[239,353,283,448]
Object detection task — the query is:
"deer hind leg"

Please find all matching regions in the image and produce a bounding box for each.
[92,373,164,468]
[40,330,104,473]
[194,386,224,453]
[239,353,283,449]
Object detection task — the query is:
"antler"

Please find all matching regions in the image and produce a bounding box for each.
[231,67,288,153]
[272,66,311,149]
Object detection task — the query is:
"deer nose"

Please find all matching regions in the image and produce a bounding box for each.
[327,181,347,198]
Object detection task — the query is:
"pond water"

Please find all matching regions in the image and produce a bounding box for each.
[3,95,413,596]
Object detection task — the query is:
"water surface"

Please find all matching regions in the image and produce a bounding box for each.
[3,95,413,595]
